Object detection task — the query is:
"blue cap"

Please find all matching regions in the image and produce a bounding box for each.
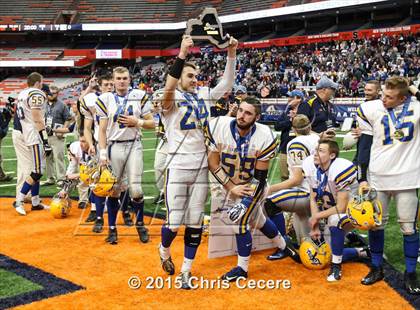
[234,85,247,94]
[316,75,339,90]
[287,89,305,99]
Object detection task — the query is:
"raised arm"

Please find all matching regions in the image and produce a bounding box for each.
[162,35,194,113]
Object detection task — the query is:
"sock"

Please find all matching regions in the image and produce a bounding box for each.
[181,257,194,273]
[89,193,96,211]
[17,182,32,203]
[95,195,106,218]
[260,219,286,249]
[120,191,129,213]
[404,233,419,273]
[236,231,252,257]
[238,255,250,272]
[342,248,359,262]
[159,243,170,260]
[332,254,343,264]
[369,230,385,268]
[107,197,119,228]
[329,226,345,256]
[132,198,144,224]
[161,225,177,248]
[271,213,286,236]
[31,182,40,205]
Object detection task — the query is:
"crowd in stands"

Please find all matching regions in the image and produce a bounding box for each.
[135,33,420,98]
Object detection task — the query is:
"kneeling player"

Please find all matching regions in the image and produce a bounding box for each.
[264,115,319,258]
[302,140,358,282]
[208,97,300,281]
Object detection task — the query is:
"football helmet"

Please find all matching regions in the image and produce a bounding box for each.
[50,196,71,219]
[347,186,382,230]
[299,238,331,270]
[91,165,117,197]
[79,159,98,185]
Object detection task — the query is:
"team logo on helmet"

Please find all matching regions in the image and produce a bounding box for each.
[299,238,331,270]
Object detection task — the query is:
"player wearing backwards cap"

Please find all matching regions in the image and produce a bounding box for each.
[265,114,319,257]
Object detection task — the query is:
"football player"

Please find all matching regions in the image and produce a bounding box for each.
[157,34,237,289]
[302,139,358,282]
[357,76,420,294]
[13,72,51,215]
[264,114,319,257]
[208,97,300,281]
[96,66,155,244]
[79,73,113,229]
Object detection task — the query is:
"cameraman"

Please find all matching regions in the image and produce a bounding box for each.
[0,97,13,182]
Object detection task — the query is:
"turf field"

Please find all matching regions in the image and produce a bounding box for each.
[0,128,417,273]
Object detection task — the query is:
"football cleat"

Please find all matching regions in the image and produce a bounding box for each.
[78,202,87,209]
[267,248,288,261]
[221,266,248,282]
[122,211,133,226]
[158,244,175,275]
[92,217,104,233]
[361,265,384,285]
[267,238,300,263]
[13,201,26,216]
[404,271,420,295]
[327,263,342,282]
[85,210,96,222]
[153,192,165,205]
[177,271,193,290]
[105,228,118,245]
[135,222,149,243]
[32,203,47,211]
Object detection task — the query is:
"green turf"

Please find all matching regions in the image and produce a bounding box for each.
[0,128,419,275]
[0,268,43,299]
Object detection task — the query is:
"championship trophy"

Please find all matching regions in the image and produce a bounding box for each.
[185,7,230,49]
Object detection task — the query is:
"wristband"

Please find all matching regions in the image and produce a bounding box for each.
[39,130,48,143]
[99,149,107,161]
[169,57,185,79]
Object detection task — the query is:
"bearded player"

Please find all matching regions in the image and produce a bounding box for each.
[357,76,420,294]
[157,34,237,289]
[208,97,300,281]
[96,66,155,245]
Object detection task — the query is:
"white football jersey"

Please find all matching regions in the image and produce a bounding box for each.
[208,116,278,185]
[161,87,215,170]
[96,89,152,142]
[302,155,357,208]
[357,98,420,190]
[17,87,47,146]
[357,100,373,136]
[80,92,101,142]
[286,133,319,192]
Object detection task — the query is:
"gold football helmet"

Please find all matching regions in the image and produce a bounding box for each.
[79,159,98,185]
[91,165,117,197]
[299,238,332,270]
[50,196,71,219]
[347,186,382,230]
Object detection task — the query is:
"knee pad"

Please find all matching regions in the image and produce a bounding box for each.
[264,199,281,218]
[184,227,203,248]
[400,222,417,235]
[30,172,43,182]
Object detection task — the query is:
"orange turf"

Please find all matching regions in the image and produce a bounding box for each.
[0,198,411,309]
